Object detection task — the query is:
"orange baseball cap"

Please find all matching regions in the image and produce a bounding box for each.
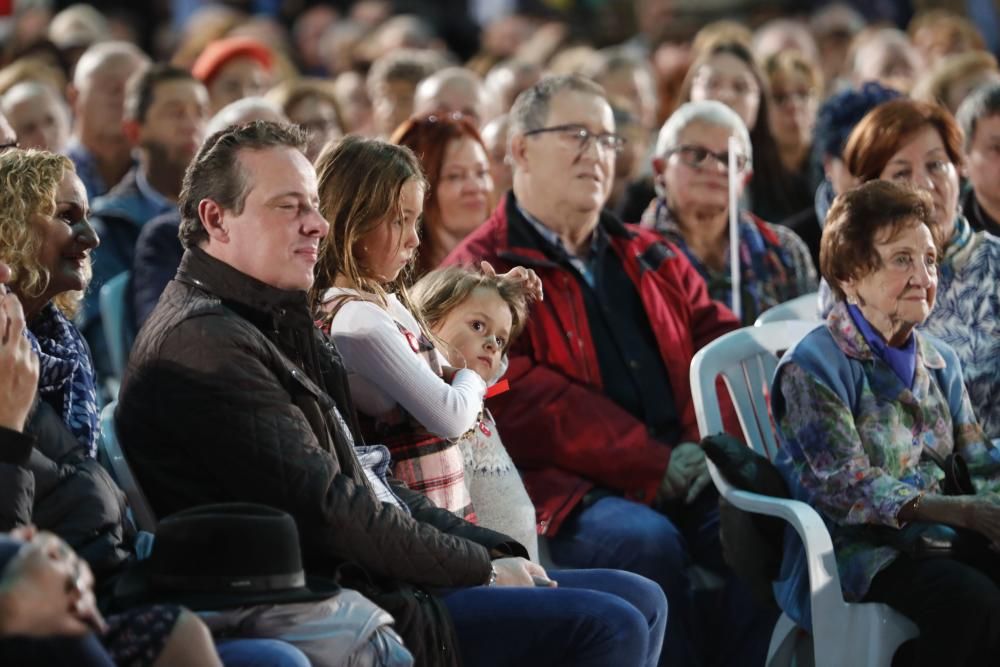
[192,37,273,85]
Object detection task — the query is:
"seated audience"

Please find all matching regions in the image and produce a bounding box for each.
[392,113,494,276]
[191,37,273,115]
[412,67,492,129]
[84,64,208,381]
[480,113,511,207]
[0,155,311,667]
[912,51,1000,114]
[483,59,542,118]
[908,8,987,66]
[267,78,345,161]
[366,49,445,138]
[445,75,776,667]
[848,28,922,94]
[957,83,1000,237]
[764,51,822,189]
[410,265,540,561]
[65,42,150,200]
[0,81,69,153]
[773,179,1000,665]
[821,99,1000,439]
[641,100,816,325]
[117,121,668,667]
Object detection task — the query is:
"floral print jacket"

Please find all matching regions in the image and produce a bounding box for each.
[771,301,1000,629]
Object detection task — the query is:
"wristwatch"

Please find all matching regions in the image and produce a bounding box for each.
[486,563,498,587]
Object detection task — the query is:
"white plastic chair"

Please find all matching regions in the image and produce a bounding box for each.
[754,292,821,326]
[99,402,157,533]
[689,322,918,667]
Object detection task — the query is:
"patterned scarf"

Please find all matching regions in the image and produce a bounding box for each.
[940,215,973,284]
[25,303,100,458]
[641,199,795,324]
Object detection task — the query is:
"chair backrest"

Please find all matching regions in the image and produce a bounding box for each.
[691,321,819,459]
[99,271,134,380]
[99,402,157,532]
[754,292,821,326]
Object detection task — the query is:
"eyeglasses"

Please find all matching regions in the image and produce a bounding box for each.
[523,124,626,154]
[665,144,749,172]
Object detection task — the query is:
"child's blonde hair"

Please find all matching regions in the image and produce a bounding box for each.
[410,266,535,352]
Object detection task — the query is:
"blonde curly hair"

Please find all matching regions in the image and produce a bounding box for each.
[0,149,87,318]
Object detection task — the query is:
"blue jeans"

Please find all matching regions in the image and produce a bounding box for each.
[441,568,666,667]
[218,639,312,667]
[547,493,775,667]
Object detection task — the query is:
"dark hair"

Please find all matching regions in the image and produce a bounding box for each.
[813,81,901,160]
[843,98,965,182]
[125,63,198,123]
[956,82,1000,151]
[391,112,487,276]
[177,121,308,249]
[821,179,943,302]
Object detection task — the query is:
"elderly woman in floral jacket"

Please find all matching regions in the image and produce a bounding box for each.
[775,180,1000,667]
[819,99,1000,439]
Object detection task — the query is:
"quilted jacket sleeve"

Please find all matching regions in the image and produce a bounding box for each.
[0,427,35,532]
[140,314,494,589]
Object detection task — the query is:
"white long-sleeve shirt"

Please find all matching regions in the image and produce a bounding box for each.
[321,288,486,439]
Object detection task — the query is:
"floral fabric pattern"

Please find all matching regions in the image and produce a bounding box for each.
[772,301,1000,609]
[641,200,817,325]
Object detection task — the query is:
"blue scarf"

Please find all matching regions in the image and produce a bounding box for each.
[26,303,100,458]
[846,303,917,389]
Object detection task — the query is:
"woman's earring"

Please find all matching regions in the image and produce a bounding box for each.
[846,293,858,306]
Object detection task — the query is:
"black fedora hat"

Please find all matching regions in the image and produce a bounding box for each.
[114,503,339,611]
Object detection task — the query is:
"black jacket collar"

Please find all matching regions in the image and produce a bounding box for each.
[175,247,314,327]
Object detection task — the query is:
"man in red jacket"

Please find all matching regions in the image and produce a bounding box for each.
[444,75,774,666]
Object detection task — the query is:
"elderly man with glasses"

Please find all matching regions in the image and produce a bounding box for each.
[444,75,777,667]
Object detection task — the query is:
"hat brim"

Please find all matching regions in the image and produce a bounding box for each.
[112,561,340,612]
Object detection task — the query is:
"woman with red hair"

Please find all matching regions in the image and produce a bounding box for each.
[392,113,493,277]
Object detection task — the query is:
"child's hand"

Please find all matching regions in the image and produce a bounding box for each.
[479,261,544,302]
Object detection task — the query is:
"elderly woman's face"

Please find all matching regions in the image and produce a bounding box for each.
[845,221,938,335]
[689,54,761,131]
[658,120,749,215]
[33,171,97,300]
[878,125,960,240]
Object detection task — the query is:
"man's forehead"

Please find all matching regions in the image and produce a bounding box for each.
[239,146,318,198]
[151,79,208,107]
[545,90,615,129]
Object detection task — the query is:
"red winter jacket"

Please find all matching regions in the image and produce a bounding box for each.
[443,195,740,535]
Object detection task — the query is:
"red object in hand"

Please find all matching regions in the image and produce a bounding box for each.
[485,379,510,399]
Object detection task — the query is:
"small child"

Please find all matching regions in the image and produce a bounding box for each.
[411,266,540,562]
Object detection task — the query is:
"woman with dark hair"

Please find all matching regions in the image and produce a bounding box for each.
[774,179,1000,666]
[391,113,493,277]
[820,98,1000,439]
[678,39,812,226]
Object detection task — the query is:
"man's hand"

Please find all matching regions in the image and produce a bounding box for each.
[0,279,39,432]
[657,442,709,504]
[491,557,557,588]
[0,532,107,637]
[479,261,544,303]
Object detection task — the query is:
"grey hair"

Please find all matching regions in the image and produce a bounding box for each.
[72,41,149,89]
[508,74,607,139]
[654,100,753,167]
[956,82,1000,151]
[206,97,287,136]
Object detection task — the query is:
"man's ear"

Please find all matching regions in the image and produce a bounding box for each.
[199,199,228,243]
[508,133,529,172]
[121,118,142,147]
[651,156,665,175]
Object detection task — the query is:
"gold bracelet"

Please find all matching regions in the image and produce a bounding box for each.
[909,493,923,515]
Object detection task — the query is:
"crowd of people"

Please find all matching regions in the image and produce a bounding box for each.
[1,1,1000,666]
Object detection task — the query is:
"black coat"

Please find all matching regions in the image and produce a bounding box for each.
[0,403,133,582]
[117,248,526,666]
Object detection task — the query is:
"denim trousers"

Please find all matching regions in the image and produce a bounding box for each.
[440,568,667,667]
[546,493,776,667]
